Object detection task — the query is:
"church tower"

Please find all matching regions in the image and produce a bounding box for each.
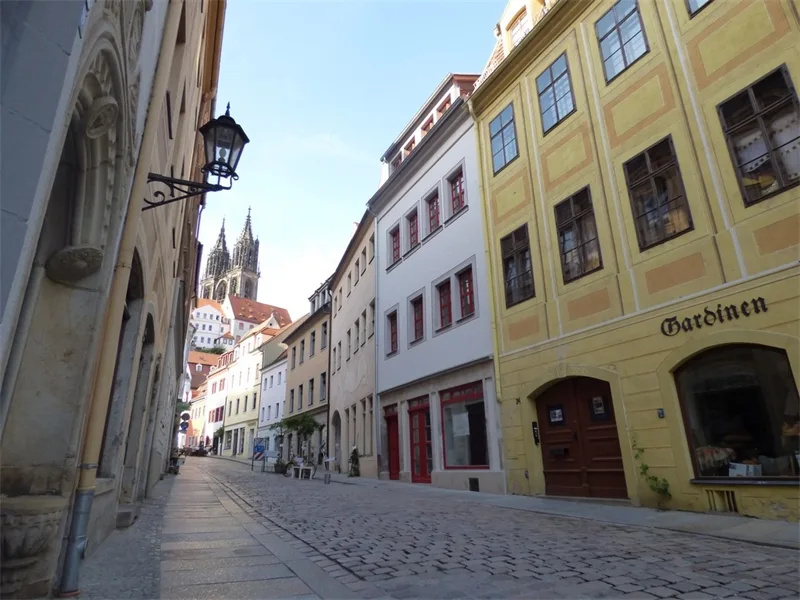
[199,211,260,302]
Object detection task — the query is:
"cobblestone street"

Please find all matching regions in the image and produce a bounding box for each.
[150,459,800,599]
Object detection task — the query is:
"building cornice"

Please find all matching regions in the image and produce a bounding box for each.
[331,210,374,288]
[469,0,581,117]
[367,98,471,216]
[282,308,329,345]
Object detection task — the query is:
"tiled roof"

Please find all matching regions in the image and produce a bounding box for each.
[228,295,292,326]
[474,38,506,89]
[197,298,224,313]
[188,351,220,366]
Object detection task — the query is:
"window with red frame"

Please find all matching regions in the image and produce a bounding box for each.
[407,210,419,248]
[440,381,488,468]
[388,312,398,354]
[437,281,452,328]
[427,194,440,232]
[411,297,424,341]
[390,227,400,264]
[458,268,475,318]
[450,170,465,213]
[212,382,217,393]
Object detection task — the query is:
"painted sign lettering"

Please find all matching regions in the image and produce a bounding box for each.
[660,297,768,337]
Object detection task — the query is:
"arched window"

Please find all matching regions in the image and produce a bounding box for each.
[244,279,253,299]
[675,344,799,480]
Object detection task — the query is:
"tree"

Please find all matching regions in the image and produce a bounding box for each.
[204,346,226,355]
[270,414,320,460]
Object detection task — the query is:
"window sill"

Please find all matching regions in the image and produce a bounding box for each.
[637,225,695,253]
[386,350,399,358]
[403,244,420,260]
[409,337,424,348]
[442,465,490,470]
[386,260,401,274]
[354,347,358,354]
[690,478,799,487]
[422,225,443,244]
[435,323,452,334]
[444,205,468,226]
[456,312,475,324]
[368,332,374,339]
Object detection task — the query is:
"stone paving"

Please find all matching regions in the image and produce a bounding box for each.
[199,458,800,600]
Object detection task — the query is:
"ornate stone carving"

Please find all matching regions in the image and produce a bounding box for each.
[128,72,140,166]
[0,495,67,598]
[84,95,119,139]
[45,245,104,284]
[126,2,144,70]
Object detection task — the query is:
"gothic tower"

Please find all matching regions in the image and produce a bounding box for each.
[199,211,260,302]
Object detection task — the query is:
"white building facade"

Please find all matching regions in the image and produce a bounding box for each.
[205,356,232,454]
[257,354,287,457]
[370,74,504,494]
[189,299,229,349]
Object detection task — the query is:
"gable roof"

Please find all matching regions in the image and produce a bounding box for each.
[228,295,292,326]
[188,351,221,367]
[197,298,224,313]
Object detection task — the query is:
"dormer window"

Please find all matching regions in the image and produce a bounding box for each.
[509,9,531,47]
[436,97,452,118]
[421,117,434,137]
[404,138,416,158]
[391,154,401,171]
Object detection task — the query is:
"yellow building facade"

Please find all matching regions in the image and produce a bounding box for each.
[470,0,800,520]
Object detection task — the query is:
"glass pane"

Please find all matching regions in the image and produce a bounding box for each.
[687,0,712,13]
[662,197,692,237]
[540,87,556,111]
[553,75,571,102]
[504,137,518,162]
[579,213,598,242]
[720,91,754,129]
[604,52,625,81]
[622,32,647,65]
[573,188,592,214]
[648,139,674,171]
[555,200,572,225]
[563,248,582,280]
[752,70,791,109]
[493,150,506,173]
[625,153,649,184]
[619,12,641,43]
[615,0,636,21]
[542,106,558,132]
[552,55,568,77]
[631,180,658,216]
[739,155,779,204]
[489,115,502,137]
[600,31,621,61]
[501,104,514,126]
[556,94,574,120]
[560,228,577,252]
[766,103,800,185]
[413,445,420,475]
[596,11,616,38]
[653,166,683,204]
[536,69,552,93]
[491,132,504,156]
[583,238,602,272]
[636,211,662,248]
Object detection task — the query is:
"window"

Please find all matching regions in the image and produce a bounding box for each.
[289,390,294,413]
[458,268,475,318]
[212,382,217,394]
[333,296,337,314]
[411,297,424,342]
[595,0,648,83]
[388,311,398,354]
[718,66,800,206]
[309,378,314,406]
[501,225,534,307]
[389,227,401,264]
[291,347,296,369]
[427,193,440,232]
[354,319,360,348]
[404,138,416,158]
[369,234,375,261]
[298,384,303,410]
[555,187,603,282]
[354,260,360,283]
[238,322,243,329]
[300,340,305,363]
[266,405,270,420]
[489,104,519,174]
[361,310,367,345]
[277,371,281,385]
[509,9,531,47]
[623,136,693,249]
[347,273,352,294]
[407,210,419,249]
[236,398,240,414]
[320,372,327,400]
[675,344,799,481]
[252,393,257,410]
[437,280,452,329]
[437,97,452,118]
[337,341,342,369]
[369,300,375,337]
[332,347,337,371]
[537,53,575,134]
[361,248,367,273]
[421,116,434,136]
[310,331,316,356]
[441,382,489,468]
[686,0,713,16]
[347,330,352,359]
[321,322,328,349]
[450,170,465,213]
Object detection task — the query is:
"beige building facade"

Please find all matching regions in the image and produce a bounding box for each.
[329,212,378,476]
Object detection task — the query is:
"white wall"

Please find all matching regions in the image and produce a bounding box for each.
[190,305,226,348]
[257,357,286,454]
[375,118,492,393]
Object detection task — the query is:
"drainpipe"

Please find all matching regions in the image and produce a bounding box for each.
[59,1,184,595]
[364,205,381,476]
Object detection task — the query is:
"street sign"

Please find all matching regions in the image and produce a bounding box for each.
[180,421,189,431]
[251,437,265,471]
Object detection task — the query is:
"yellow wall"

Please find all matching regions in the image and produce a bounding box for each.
[471,0,800,521]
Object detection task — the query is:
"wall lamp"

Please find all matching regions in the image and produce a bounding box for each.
[142,103,250,211]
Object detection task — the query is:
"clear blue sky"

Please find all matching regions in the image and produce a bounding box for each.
[198,0,503,320]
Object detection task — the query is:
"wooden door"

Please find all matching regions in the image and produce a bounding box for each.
[386,415,400,480]
[536,378,627,499]
[409,401,432,483]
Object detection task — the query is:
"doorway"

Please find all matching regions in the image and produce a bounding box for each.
[535,377,627,499]
[408,398,432,484]
[385,405,399,480]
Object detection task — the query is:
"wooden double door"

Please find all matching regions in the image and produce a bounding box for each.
[535,377,628,499]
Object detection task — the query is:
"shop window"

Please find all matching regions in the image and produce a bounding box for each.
[717,66,800,206]
[500,224,534,307]
[595,0,649,83]
[536,52,576,134]
[675,344,800,481]
[623,136,693,250]
[555,187,603,282]
[489,104,519,174]
[441,382,489,468]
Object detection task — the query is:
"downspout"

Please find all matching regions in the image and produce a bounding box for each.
[364,206,381,476]
[466,99,507,496]
[324,298,331,467]
[58,1,184,594]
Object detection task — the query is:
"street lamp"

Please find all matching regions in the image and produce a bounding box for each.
[142,103,250,211]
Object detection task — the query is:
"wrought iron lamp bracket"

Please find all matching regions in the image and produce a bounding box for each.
[142,172,236,211]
